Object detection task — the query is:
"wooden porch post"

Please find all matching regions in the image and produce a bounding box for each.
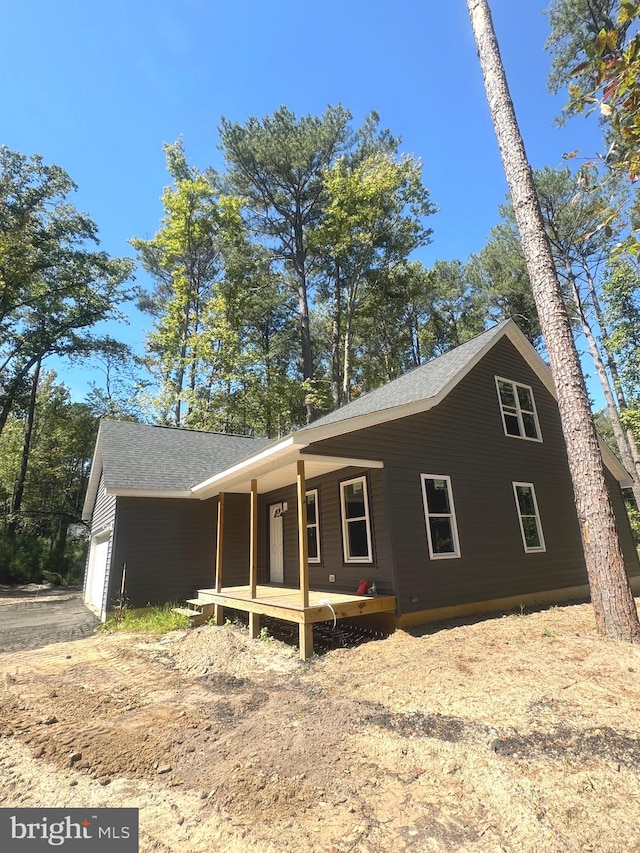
[214,492,225,625]
[249,478,260,639]
[296,459,313,659]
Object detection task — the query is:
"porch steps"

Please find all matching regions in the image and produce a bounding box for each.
[172,598,215,626]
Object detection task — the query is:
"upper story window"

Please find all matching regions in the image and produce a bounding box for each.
[340,476,373,564]
[421,474,461,559]
[495,377,542,441]
[306,489,321,564]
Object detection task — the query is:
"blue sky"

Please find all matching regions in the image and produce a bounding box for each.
[1,0,605,404]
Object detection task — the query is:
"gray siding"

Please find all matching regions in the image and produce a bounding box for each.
[309,338,638,614]
[107,497,217,609]
[220,493,251,586]
[258,467,394,594]
[84,470,116,613]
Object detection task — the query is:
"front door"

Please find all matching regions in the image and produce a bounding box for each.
[269,504,284,583]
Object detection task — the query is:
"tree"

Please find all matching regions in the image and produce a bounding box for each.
[0,147,135,437]
[546,0,640,177]
[311,147,435,405]
[466,222,542,346]
[467,0,640,641]
[132,139,247,428]
[421,260,486,355]
[220,106,354,423]
[0,371,97,582]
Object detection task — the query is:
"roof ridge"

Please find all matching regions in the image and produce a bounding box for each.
[101,419,265,440]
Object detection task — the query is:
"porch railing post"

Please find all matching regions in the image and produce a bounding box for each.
[296,460,309,609]
[249,478,260,638]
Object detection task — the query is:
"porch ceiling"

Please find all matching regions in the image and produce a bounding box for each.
[191,441,383,498]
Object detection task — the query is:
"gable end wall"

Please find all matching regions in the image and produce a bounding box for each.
[308,337,639,615]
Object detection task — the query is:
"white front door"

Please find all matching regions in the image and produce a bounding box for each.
[269,504,284,583]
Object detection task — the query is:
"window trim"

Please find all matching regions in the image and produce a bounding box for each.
[339,475,373,564]
[305,488,321,564]
[513,482,546,553]
[420,474,461,560]
[495,376,542,442]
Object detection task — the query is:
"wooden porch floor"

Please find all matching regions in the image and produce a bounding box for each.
[197,584,397,626]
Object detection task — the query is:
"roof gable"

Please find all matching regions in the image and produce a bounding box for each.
[295,319,556,443]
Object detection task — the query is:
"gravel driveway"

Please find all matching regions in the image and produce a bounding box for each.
[0,593,99,653]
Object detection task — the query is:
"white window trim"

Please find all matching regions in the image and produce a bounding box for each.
[306,489,321,564]
[495,376,543,442]
[340,475,373,564]
[420,474,461,560]
[513,482,546,553]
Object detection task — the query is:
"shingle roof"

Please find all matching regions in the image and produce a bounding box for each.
[298,321,511,432]
[100,421,274,492]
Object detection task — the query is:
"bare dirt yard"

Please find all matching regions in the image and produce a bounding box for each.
[1,595,640,852]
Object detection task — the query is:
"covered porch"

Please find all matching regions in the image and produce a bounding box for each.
[190,440,397,659]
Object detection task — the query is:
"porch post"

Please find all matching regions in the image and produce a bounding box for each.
[296,460,309,608]
[296,459,313,659]
[249,478,260,639]
[214,492,225,625]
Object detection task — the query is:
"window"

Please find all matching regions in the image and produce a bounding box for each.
[306,489,321,563]
[513,482,546,552]
[340,476,373,563]
[421,474,461,559]
[495,377,542,441]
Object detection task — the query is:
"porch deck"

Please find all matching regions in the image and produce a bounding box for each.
[196,585,397,659]
[198,584,396,624]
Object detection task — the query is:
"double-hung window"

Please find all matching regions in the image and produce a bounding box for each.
[513,482,546,552]
[305,489,321,563]
[495,377,542,441]
[421,474,461,559]
[340,476,373,563]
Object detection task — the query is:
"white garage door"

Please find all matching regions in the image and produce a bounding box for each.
[85,531,111,616]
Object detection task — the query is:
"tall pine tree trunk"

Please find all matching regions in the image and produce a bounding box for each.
[8,358,41,537]
[467,0,640,641]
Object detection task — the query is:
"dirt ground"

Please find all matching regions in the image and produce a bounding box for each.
[1,595,640,853]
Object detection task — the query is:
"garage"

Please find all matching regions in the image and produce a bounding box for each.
[84,529,112,617]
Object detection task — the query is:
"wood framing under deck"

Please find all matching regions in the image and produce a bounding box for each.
[197,584,397,659]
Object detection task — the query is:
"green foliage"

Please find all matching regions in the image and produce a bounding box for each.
[0,531,86,585]
[99,604,190,634]
[137,111,439,431]
[0,146,136,436]
[0,369,95,583]
[546,1,640,177]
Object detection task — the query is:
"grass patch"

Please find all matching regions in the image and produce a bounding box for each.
[99,604,190,634]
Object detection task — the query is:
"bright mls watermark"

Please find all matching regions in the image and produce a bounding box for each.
[0,809,138,851]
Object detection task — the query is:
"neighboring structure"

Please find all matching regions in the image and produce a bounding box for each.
[83,320,639,653]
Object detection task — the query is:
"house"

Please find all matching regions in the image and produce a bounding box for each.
[82,320,640,657]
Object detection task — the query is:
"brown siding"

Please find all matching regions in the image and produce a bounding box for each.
[220,493,251,586]
[257,467,394,595]
[308,338,635,614]
[108,496,217,608]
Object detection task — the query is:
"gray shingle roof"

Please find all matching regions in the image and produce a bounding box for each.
[299,321,510,432]
[100,421,274,492]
